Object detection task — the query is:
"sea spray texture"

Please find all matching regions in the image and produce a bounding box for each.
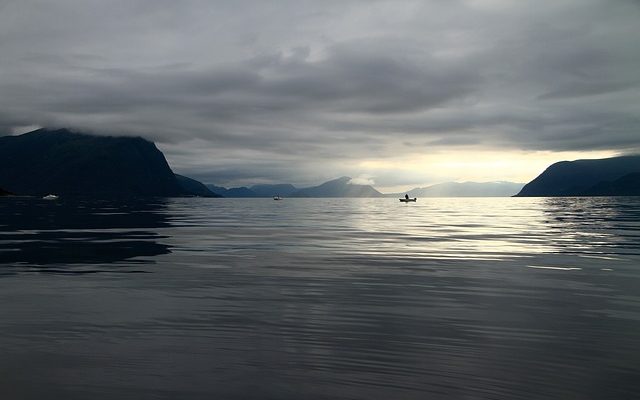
[1,197,639,399]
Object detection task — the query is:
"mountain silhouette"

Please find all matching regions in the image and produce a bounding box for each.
[0,128,207,197]
[290,176,383,197]
[175,175,221,197]
[207,178,382,197]
[516,155,640,197]
[206,185,260,197]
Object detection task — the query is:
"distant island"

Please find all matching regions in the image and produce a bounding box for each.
[0,128,216,197]
[0,187,12,196]
[515,155,640,197]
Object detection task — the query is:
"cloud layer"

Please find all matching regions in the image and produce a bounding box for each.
[1,0,639,187]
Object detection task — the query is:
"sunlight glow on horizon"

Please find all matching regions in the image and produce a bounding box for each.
[363,149,620,192]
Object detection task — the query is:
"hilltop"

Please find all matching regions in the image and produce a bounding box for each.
[516,155,640,197]
[0,128,213,197]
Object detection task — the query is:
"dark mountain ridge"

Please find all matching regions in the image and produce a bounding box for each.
[515,155,640,197]
[0,128,208,197]
[206,185,261,197]
[175,175,221,197]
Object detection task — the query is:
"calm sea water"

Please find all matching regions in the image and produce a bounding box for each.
[1,197,639,399]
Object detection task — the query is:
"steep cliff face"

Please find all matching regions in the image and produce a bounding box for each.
[515,156,640,197]
[0,128,189,197]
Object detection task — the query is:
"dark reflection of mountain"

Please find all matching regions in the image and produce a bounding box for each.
[0,197,171,271]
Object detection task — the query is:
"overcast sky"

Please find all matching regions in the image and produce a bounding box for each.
[1,0,638,189]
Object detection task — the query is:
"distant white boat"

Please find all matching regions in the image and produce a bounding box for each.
[273,195,283,200]
[43,194,59,200]
[399,198,417,202]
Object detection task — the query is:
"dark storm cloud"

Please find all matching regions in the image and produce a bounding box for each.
[256,43,480,113]
[1,0,639,185]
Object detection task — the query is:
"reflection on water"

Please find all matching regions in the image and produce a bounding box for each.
[1,197,639,399]
[0,197,170,272]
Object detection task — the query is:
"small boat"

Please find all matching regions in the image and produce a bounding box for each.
[43,194,59,200]
[399,198,417,202]
[273,195,283,200]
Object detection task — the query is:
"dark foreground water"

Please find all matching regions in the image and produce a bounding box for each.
[1,197,639,399]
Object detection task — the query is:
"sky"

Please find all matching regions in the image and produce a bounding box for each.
[1,0,638,191]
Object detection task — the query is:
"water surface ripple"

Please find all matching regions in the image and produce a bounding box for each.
[1,197,639,399]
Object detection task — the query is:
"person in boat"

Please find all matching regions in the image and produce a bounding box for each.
[405,194,409,200]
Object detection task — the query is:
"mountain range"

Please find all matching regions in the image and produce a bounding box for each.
[2,128,638,198]
[206,179,524,198]
[515,155,640,196]
[206,177,383,198]
[206,185,262,198]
